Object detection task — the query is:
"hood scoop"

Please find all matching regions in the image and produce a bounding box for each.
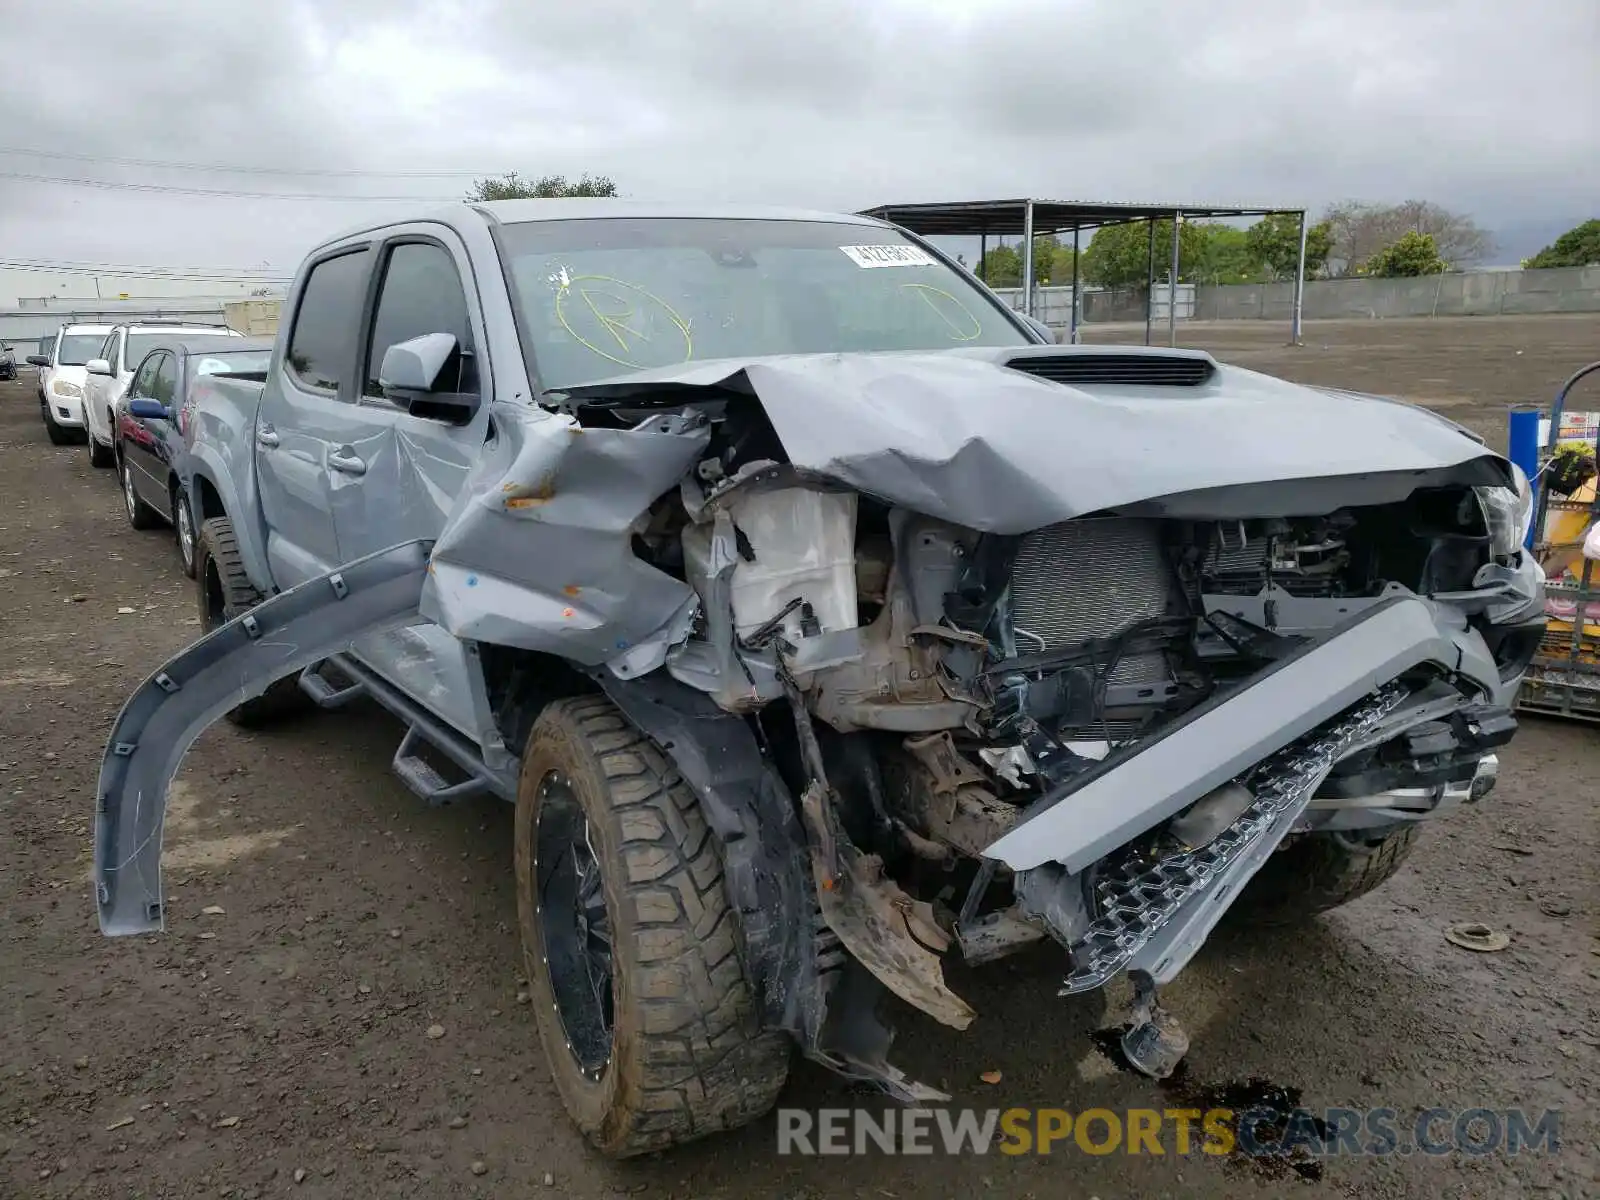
[1006,351,1215,388]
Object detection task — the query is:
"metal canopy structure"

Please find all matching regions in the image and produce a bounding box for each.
[861,197,1310,346]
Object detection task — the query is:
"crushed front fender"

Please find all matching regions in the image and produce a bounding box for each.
[94,540,432,937]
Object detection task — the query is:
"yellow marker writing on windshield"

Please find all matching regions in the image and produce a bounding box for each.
[900,283,983,342]
[555,275,694,369]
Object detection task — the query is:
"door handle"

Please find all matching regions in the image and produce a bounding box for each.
[256,425,280,448]
[329,449,367,476]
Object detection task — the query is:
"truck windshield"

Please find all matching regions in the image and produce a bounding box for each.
[496,217,1029,390]
[57,334,106,366]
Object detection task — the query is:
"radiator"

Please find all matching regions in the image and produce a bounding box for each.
[1009,518,1174,685]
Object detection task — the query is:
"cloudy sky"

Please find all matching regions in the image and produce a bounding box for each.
[1,0,1595,277]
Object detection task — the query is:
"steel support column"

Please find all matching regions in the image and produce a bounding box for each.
[1168,212,1182,347]
[1070,226,1081,344]
[1144,219,1156,346]
[1290,210,1309,345]
[1021,201,1036,318]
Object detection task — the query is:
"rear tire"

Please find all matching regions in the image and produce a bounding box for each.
[515,696,790,1157]
[120,455,160,530]
[173,486,198,579]
[1241,825,1420,922]
[195,516,308,727]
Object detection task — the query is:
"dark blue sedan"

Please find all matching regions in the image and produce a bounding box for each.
[117,337,273,576]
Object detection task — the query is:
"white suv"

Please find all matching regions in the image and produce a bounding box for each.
[34,324,112,445]
[82,322,243,467]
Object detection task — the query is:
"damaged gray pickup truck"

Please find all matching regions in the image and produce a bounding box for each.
[96,201,1547,1156]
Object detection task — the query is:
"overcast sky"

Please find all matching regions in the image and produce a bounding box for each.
[1,0,1595,275]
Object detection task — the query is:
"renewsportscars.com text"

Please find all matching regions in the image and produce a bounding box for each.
[776,1106,1562,1158]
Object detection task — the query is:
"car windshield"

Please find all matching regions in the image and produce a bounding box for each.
[496,217,1028,390]
[191,349,270,377]
[57,334,106,365]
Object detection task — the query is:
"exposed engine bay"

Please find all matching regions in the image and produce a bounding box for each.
[529,358,1540,1090]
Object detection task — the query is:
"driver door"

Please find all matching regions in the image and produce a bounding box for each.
[328,231,490,737]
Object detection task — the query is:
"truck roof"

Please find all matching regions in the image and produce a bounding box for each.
[311,200,891,255]
[471,199,889,227]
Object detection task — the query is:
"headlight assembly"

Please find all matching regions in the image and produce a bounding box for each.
[51,379,83,399]
[1476,462,1534,558]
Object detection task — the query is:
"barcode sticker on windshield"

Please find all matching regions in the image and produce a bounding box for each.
[840,244,936,268]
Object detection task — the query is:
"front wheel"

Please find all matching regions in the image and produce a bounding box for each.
[42,400,79,446]
[515,696,790,1157]
[89,431,115,468]
[1240,825,1420,922]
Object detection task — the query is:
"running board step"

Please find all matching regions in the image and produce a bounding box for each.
[298,663,366,709]
[392,725,491,806]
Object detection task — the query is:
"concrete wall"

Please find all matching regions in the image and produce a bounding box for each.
[1194,266,1600,322]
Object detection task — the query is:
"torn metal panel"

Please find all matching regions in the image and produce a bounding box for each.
[799,783,976,1031]
[563,351,1513,533]
[983,596,1459,873]
[418,402,710,669]
[94,540,432,937]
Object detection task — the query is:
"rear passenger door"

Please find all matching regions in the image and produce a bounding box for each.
[255,246,372,586]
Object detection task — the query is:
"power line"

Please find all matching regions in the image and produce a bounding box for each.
[0,170,459,202]
[0,263,292,284]
[2,257,288,278]
[0,146,494,179]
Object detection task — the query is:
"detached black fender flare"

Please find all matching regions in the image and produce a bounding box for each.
[94,540,432,936]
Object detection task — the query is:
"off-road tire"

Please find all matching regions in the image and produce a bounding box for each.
[515,696,790,1157]
[195,516,307,727]
[1241,826,1420,922]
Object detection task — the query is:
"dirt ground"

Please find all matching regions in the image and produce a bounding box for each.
[1,314,1596,1199]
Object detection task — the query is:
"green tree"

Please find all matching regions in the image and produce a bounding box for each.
[975,236,1079,288]
[467,171,617,200]
[976,243,1022,286]
[1081,220,1208,288]
[1186,224,1256,284]
[1524,219,1600,269]
[1323,200,1489,275]
[1363,230,1449,277]
[1245,214,1333,280]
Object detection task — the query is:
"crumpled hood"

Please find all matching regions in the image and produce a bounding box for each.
[564,348,1513,533]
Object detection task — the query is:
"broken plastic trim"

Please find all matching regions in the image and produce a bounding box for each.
[1058,681,1410,993]
[94,540,433,937]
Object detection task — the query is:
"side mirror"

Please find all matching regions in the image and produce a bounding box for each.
[26,355,49,367]
[1020,314,1058,344]
[86,358,113,377]
[128,398,172,421]
[379,332,477,423]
